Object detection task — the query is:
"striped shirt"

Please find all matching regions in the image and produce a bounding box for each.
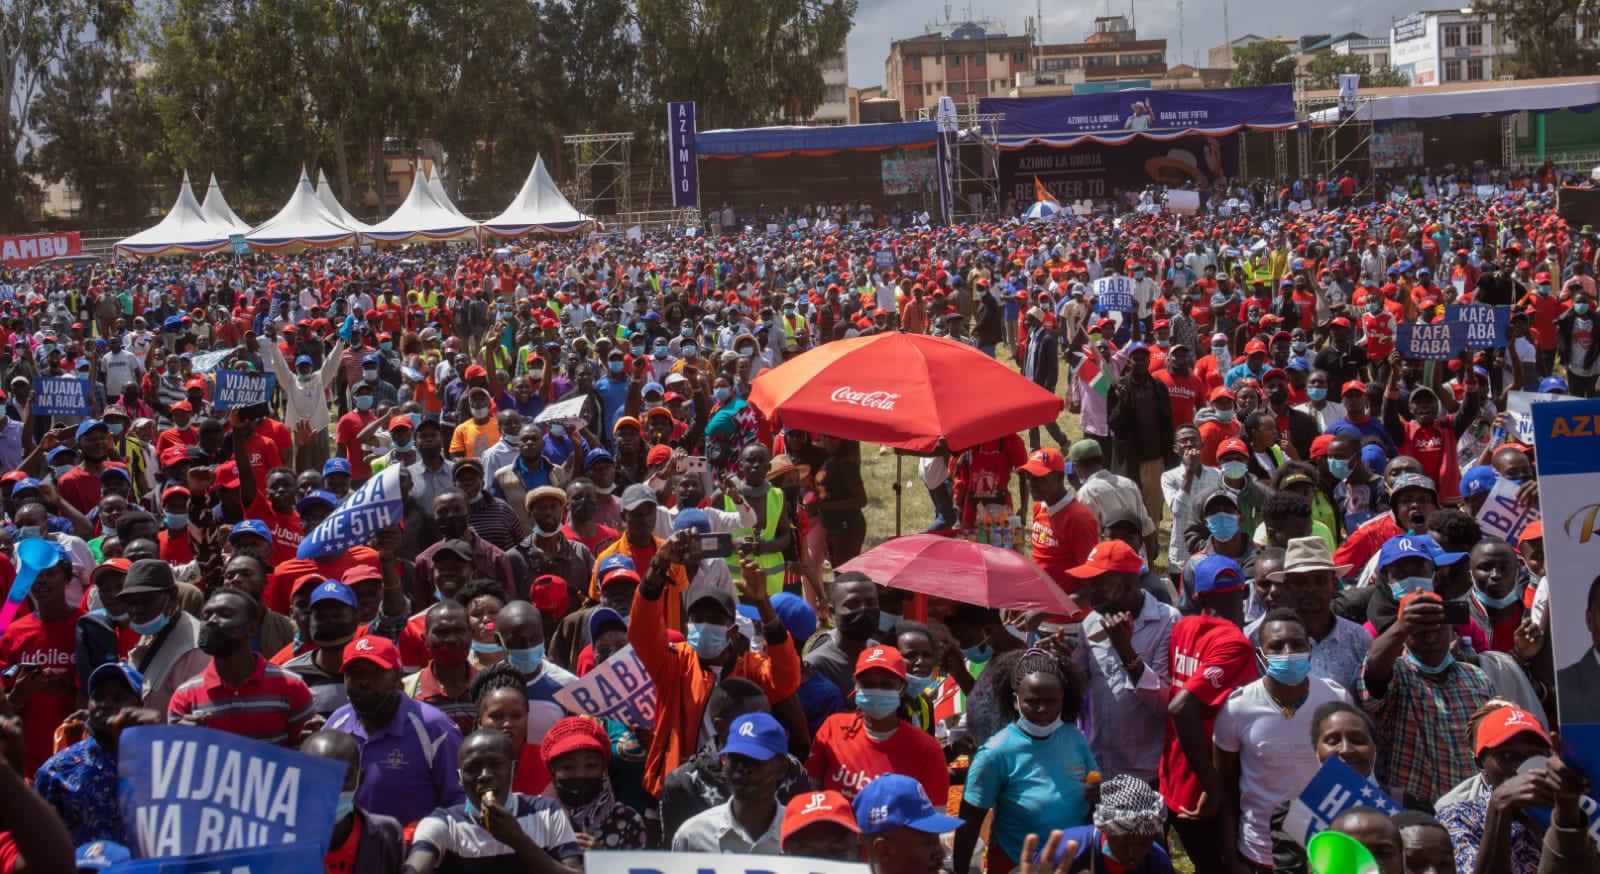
[467,495,528,552]
[168,655,316,746]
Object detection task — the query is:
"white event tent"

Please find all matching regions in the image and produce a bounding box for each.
[315,169,372,233]
[364,169,479,244]
[115,172,233,258]
[246,168,359,251]
[481,155,594,237]
[198,174,252,236]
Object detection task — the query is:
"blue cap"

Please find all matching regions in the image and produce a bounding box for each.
[1360,443,1388,475]
[74,840,132,870]
[1285,358,1310,372]
[1193,553,1246,595]
[720,712,788,761]
[323,457,352,477]
[1460,465,1497,498]
[98,465,132,483]
[1377,533,1464,571]
[596,554,637,578]
[46,445,76,464]
[643,381,665,396]
[853,774,964,836]
[295,354,314,368]
[296,489,339,514]
[588,606,627,642]
[673,508,710,534]
[362,353,381,366]
[76,419,109,440]
[10,476,40,494]
[770,592,817,644]
[1539,375,1568,394]
[584,447,614,469]
[309,579,358,608]
[88,662,145,699]
[228,518,273,544]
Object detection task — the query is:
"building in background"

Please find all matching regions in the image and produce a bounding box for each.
[1208,34,1296,69]
[884,19,1032,116]
[1389,10,1513,86]
[809,47,851,123]
[1293,32,1392,72]
[1030,16,1167,89]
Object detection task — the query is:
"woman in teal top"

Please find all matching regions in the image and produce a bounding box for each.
[953,649,1097,874]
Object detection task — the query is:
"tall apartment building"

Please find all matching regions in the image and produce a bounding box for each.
[1389,10,1511,86]
[1032,16,1167,86]
[884,20,1032,116]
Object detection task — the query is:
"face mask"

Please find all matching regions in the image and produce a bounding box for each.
[362,368,379,383]
[1267,387,1289,406]
[1389,575,1434,601]
[1307,387,1327,402]
[681,328,694,338]
[131,611,171,636]
[838,608,881,640]
[1221,460,1248,480]
[1213,345,1229,360]
[855,688,902,720]
[549,423,566,437]
[1473,586,1520,611]
[1292,341,1308,354]
[310,618,358,648]
[335,790,356,822]
[962,643,993,664]
[1017,716,1063,739]
[905,673,935,697]
[471,405,491,420]
[90,607,130,623]
[1261,651,1313,685]
[356,395,374,411]
[430,642,470,666]
[198,623,246,657]
[109,423,125,437]
[52,464,74,479]
[392,439,414,453]
[554,776,606,808]
[686,622,729,659]
[682,344,697,357]
[608,360,625,374]
[1206,512,1241,541]
[1215,409,1236,425]
[380,341,393,352]
[506,644,545,673]
[1538,284,1551,295]
[165,513,188,530]
[470,639,506,656]
[1405,650,1456,675]
[654,347,668,359]
[1578,303,1592,315]
[14,524,42,541]
[713,387,732,403]
[298,372,315,383]
[1328,458,1352,481]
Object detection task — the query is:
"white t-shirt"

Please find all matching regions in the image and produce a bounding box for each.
[101,351,145,397]
[1213,676,1351,866]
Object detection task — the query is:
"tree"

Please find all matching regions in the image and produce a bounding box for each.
[1303,49,1408,90]
[0,0,103,229]
[1470,0,1600,78]
[1228,40,1296,87]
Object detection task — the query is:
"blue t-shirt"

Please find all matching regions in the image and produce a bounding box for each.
[592,377,630,436]
[963,722,1097,862]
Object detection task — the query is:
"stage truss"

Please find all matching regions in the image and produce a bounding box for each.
[564,132,633,219]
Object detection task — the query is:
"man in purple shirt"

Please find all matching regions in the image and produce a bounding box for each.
[326,635,465,826]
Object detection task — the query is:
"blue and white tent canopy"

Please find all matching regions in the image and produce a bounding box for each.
[481,155,594,237]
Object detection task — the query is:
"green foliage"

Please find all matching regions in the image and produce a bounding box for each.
[1303,49,1408,90]
[1228,40,1296,87]
[1469,0,1600,79]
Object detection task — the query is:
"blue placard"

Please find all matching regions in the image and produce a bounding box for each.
[228,234,250,256]
[32,376,91,416]
[668,101,699,208]
[1395,321,1464,360]
[1280,757,1402,846]
[873,249,895,270]
[116,726,345,858]
[1446,304,1509,348]
[297,465,402,559]
[106,843,324,873]
[212,370,275,411]
[1092,275,1137,313]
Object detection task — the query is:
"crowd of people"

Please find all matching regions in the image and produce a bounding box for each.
[0,176,1597,874]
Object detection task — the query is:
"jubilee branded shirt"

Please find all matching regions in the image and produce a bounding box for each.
[1160,615,1257,816]
[803,714,949,803]
[0,609,83,775]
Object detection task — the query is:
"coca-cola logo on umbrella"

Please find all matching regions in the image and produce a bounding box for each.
[830,386,901,411]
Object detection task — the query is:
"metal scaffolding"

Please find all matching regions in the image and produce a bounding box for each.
[1294,89,1375,199]
[1273,129,1289,180]
[564,132,633,218]
[918,98,1005,223]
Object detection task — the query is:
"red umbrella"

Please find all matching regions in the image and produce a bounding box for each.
[747,332,1063,454]
[836,534,1077,613]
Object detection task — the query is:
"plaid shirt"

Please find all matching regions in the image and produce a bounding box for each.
[1438,794,1542,874]
[1357,656,1492,807]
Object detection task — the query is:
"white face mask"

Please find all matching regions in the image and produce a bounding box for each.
[1017,716,1063,739]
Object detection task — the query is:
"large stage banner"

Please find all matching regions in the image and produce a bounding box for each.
[881,152,940,196]
[668,101,699,208]
[999,134,1238,205]
[1373,128,1425,169]
[981,85,1294,140]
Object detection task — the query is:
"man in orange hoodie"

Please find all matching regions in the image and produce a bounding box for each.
[628,533,801,800]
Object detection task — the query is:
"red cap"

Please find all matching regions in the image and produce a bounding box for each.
[388,415,414,431]
[213,461,241,489]
[1519,520,1544,544]
[1341,380,1367,397]
[781,791,860,848]
[291,573,329,598]
[1018,448,1065,476]
[342,635,401,671]
[541,716,611,768]
[530,574,571,617]
[161,486,191,504]
[1262,367,1288,384]
[170,400,193,413]
[1209,386,1235,403]
[853,645,907,680]
[341,565,384,587]
[92,557,133,582]
[160,447,189,467]
[1063,539,1145,579]
[1218,437,1250,459]
[1244,339,1267,355]
[1310,434,1335,459]
[1329,316,1353,329]
[464,364,488,380]
[186,376,208,391]
[1473,705,1550,755]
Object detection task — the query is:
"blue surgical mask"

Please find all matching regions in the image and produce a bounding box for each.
[855,688,902,720]
[1206,512,1241,541]
[109,423,125,436]
[686,622,729,659]
[1328,457,1352,481]
[506,644,545,673]
[90,607,130,623]
[1578,304,1593,315]
[363,368,379,382]
[1220,460,1248,480]
[131,612,172,636]
[335,790,356,821]
[682,344,697,357]
[1307,387,1327,402]
[14,525,42,541]
[165,513,188,530]
[356,395,374,411]
[1390,576,1434,601]
[392,439,414,453]
[471,639,505,656]
[1215,409,1236,424]
[1405,651,1456,675]
[380,341,393,352]
[654,347,668,359]
[962,643,993,664]
[1262,651,1312,684]
[608,360,625,374]
[52,464,73,479]
[1473,586,1520,611]
[904,673,935,697]
[713,387,732,403]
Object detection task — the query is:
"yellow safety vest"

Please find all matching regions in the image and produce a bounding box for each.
[724,487,786,594]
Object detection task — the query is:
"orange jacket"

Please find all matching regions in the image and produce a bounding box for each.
[628,581,801,799]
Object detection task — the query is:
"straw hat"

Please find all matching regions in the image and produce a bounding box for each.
[1267,536,1352,581]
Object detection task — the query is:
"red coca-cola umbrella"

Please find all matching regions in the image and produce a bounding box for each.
[837,534,1076,613]
[747,332,1063,454]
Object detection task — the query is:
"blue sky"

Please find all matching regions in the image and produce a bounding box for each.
[844,0,1425,87]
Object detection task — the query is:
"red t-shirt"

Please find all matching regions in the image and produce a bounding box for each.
[238,433,283,488]
[336,410,376,481]
[1028,496,1099,616]
[804,712,950,802]
[324,811,365,874]
[561,523,619,556]
[960,434,1028,501]
[398,611,430,671]
[1361,311,1396,361]
[56,466,103,515]
[1159,615,1257,815]
[247,493,303,568]
[256,417,292,466]
[1155,370,1206,427]
[159,528,195,565]
[1398,419,1459,501]
[0,609,85,775]
[156,426,199,457]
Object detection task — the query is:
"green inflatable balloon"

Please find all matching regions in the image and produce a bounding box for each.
[1307,830,1380,874]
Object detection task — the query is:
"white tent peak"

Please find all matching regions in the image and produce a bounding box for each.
[199,173,252,235]
[115,175,230,257]
[245,171,358,250]
[481,154,593,237]
[425,167,473,225]
[363,168,477,244]
[314,168,372,232]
